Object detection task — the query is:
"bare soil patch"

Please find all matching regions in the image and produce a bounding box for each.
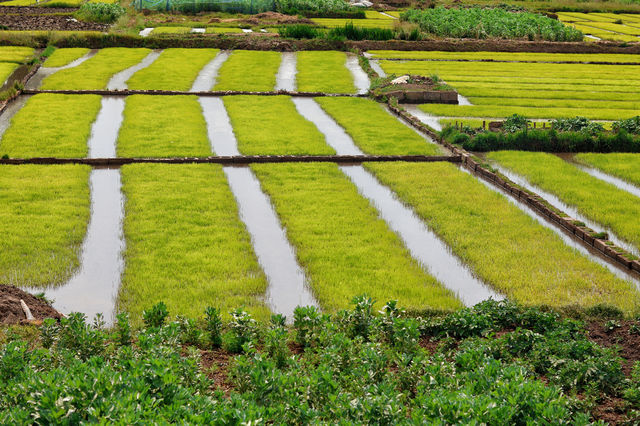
[588,320,640,376]
[0,7,108,31]
[200,349,234,395]
[0,284,62,325]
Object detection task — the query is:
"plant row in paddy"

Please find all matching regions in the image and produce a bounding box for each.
[2,298,640,423]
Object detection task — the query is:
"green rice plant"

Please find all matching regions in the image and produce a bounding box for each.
[462,88,640,102]
[41,48,151,90]
[127,49,219,91]
[223,95,334,155]
[117,95,211,158]
[205,27,243,33]
[487,151,640,252]
[365,162,640,313]
[251,163,462,312]
[296,51,356,94]
[0,165,90,287]
[150,26,192,35]
[0,63,18,87]
[119,164,270,322]
[327,23,395,41]
[42,48,90,68]
[0,46,35,64]
[214,50,281,92]
[0,94,102,158]
[469,97,640,111]
[311,18,395,29]
[278,24,323,39]
[575,153,640,188]
[315,97,441,155]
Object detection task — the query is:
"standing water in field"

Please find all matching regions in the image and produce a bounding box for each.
[190,51,231,92]
[294,97,499,305]
[25,50,98,90]
[363,52,387,78]
[0,95,29,142]
[200,96,318,318]
[275,52,297,92]
[402,104,443,131]
[108,50,162,90]
[345,54,370,95]
[569,160,640,200]
[88,97,124,157]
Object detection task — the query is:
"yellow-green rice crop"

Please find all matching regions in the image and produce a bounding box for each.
[417,104,639,121]
[42,48,90,68]
[575,153,640,188]
[150,27,192,34]
[206,27,243,33]
[315,97,442,155]
[311,18,395,29]
[459,87,640,102]
[41,48,151,90]
[296,51,356,94]
[0,94,101,158]
[0,46,34,63]
[469,97,640,110]
[223,95,334,155]
[366,162,640,313]
[214,50,281,92]
[117,95,211,157]
[120,164,269,321]
[0,63,18,86]
[487,152,640,253]
[127,48,219,91]
[0,165,90,287]
[252,163,462,312]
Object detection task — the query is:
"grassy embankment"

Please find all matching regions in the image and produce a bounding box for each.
[576,153,640,187]
[214,50,281,92]
[296,51,356,94]
[315,97,442,155]
[252,163,463,312]
[0,165,90,287]
[127,48,219,91]
[488,151,640,253]
[42,48,90,67]
[40,48,150,90]
[117,95,211,157]
[366,162,640,313]
[0,94,101,158]
[223,95,335,155]
[119,164,270,321]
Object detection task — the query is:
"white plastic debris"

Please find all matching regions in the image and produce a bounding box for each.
[390,75,410,84]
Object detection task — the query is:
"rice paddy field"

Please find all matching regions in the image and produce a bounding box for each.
[557,12,640,42]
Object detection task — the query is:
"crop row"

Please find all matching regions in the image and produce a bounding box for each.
[576,153,640,187]
[557,12,640,42]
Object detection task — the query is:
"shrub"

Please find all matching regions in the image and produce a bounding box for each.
[328,23,395,41]
[613,116,640,135]
[75,3,125,24]
[204,307,223,349]
[143,302,169,329]
[278,24,322,39]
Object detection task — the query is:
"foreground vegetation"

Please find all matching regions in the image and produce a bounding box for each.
[2,299,640,423]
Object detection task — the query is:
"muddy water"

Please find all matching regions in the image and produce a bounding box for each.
[0,94,29,141]
[43,169,125,324]
[275,52,296,92]
[297,96,499,304]
[107,50,162,90]
[464,167,640,287]
[88,97,124,157]
[489,160,640,257]
[345,53,370,94]
[572,161,640,200]
[199,96,318,318]
[190,51,231,92]
[25,50,98,90]
[402,104,443,131]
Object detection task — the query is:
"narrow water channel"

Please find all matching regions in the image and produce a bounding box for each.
[345,53,370,95]
[402,104,443,131]
[190,50,231,92]
[275,52,296,92]
[570,160,640,199]
[88,97,124,158]
[108,50,162,90]
[0,94,29,141]
[200,96,318,318]
[295,97,500,305]
[25,50,98,90]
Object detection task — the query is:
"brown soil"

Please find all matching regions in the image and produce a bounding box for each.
[587,320,640,376]
[0,284,62,325]
[0,7,109,31]
[0,6,77,13]
[200,348,234,395]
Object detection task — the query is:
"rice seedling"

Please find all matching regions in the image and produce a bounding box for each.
[214,50,281,92]
[311,18,396,29]
[252,162,462,312]
[205,27,244,33]
[0,46,35,63]
[117,95,211,157]
[223,95,334,155]
[127,48,219,91]
[42,48,90,68]
[150,26,192,34]
[119,164,270,321]
[0,63,18,86]
[417,104,639,121]
[315,97,441,155]
[0,165,90,287]
[41,48,151,90]
[296,51,356,94]
[0,94,101,158]
[366,162,640,313]
[575,153,640,188]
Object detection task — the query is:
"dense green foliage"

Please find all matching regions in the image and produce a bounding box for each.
[2,299,638,423]
[75,3,125,24]
[401,7,583,41]
[328,23,395,41]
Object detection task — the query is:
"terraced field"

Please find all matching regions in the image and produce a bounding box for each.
[557,12,640,42]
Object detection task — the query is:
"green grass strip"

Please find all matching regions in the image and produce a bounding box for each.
[296,51,356,94]
[458,87,640,102]
[417,104,639,121]
[127,48,219,91]
[42,48,90,68]
[0,46,34,63]
[366,162,640,313]
[0,63,18,86]
[0,94,101,158]
[469,97,640,110]
[0,165,90,287]
[214,50,282,92]
[315,97,441,155]
[576,154,640,187]
[120,164,270,321]
[41,48,151,90]
[223,95,334,155]
[117,95,211,158]
[487,152,640,253]
[151,27,192,34]
[252,163,462,312]
[368,50,640,63]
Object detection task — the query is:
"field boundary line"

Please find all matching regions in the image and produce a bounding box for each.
[386,100,640,276]
[21,89,369,97]
[374,57,640,66]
